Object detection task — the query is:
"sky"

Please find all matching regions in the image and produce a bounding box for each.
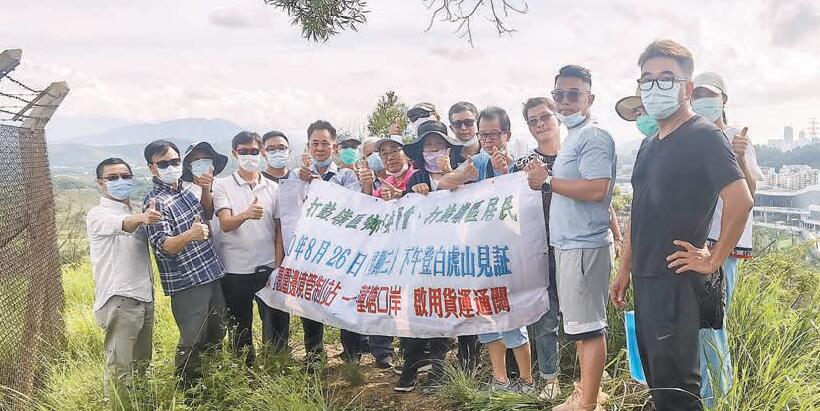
[1,0,819,147]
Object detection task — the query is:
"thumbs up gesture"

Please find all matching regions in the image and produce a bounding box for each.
[142,199,162,224]
[355,158,374,186]
[525,158,549,191]
[243,196,264,220]
[298,153,315,182]
[436,148,453,173]
[193,165,214,189]
[188,215,209,241]
[490,146,509,175]
[732,127,749,158]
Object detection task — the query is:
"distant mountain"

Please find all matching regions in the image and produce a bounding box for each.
[47,116,135,142]
[53,118,244,147]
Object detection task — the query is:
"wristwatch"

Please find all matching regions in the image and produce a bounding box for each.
[541,175,553,193]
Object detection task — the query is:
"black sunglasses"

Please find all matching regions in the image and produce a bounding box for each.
[526,112,554,127]
[152,158,181,169]
[101,174,133,182]
[551,89,589,104]
[451,119,476,129]
[236,148,261,156]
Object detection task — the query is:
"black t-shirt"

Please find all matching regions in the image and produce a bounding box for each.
[512,150,558,246]
[630,115,744,278]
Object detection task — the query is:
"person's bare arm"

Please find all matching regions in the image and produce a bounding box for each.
[274,219,285,266]
[217,197,264,233]
[667,179,753,274]
[551,178,610,202]
[610,219,632,309]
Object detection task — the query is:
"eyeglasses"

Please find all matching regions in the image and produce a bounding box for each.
[551,89,590,104]
[236,148,261,155]
[152,158,181,169]
[637,77,688,91]
[379,148,403,159]
[478,131,504,140]
[451,119,475,129]
[101,174,133,182]
[266,146,289,152]
[526,113,554,127]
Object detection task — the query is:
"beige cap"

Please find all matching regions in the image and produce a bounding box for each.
[693,72,727,97]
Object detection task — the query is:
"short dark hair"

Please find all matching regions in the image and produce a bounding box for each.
[144,139,180,164]
[96,158,132,179]
[262,130,289,145]
[231,131,263,150]
[307,120,336,140]
[554,64,592,87]
[638,39,694,78]
[448,101,478,122]
[522,97,556,120]
[477,106,511,132]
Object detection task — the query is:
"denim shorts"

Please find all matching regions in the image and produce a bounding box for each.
[477,326,529,348]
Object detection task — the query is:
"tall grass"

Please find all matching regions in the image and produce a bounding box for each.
[10,245,819,410]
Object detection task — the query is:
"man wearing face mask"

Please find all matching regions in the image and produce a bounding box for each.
[609,40,753,410]
[336,132,362,170]
[690,72,764,406]
[261,130,292,182]
[538,65,616,411]
[142,139,226,387]
[212,131,285,365]
[615,95,660,138]
[87,158,158,397]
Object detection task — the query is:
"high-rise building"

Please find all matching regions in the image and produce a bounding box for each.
[784,125,794,148]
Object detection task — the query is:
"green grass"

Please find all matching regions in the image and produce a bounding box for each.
[6,246,819,410]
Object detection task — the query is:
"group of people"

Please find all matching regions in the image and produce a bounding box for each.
[86,38,759,410]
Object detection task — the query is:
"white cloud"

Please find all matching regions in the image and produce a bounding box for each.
[1,0,817,146]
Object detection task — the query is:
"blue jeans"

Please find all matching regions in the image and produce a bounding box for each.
[698,256,738,407]
[529,251,560,379]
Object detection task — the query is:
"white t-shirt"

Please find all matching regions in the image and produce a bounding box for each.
[86,197,154,311]
[212,172,281,274]
[706,126,765,256]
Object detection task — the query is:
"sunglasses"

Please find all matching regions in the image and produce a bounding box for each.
[551,89,589,104]
[152,158,181,169]
[451,119,476,129]
[236,148,261,155]
[101,174,133,182]
[526,112,554,127]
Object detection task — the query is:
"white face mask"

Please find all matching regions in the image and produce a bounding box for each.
[641,83,683,120]
[190,159,213,177]
[238,154,260,172]
[691,97,723,122]
[158,165,182,184]
[266,149,290,169]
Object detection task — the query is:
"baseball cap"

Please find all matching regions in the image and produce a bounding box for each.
[693,72,727,97]
[336,131,361,147]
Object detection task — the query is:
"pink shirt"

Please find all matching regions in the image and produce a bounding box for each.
[374,165,417,198]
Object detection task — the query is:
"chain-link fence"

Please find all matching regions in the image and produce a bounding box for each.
[0,124,64,407]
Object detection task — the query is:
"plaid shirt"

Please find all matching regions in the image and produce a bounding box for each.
[144,177,224,295]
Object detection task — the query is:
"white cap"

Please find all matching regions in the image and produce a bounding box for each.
[693,72,728,97]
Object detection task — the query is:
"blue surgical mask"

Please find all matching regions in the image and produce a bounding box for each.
[555,111,586,128]
[312,156,333,168]
[367,153,384,171]
[106,179,133,200]
[641,83,682,120]
[339,148,360,165]
[636,115,660,137]
[267,149,290,169]
[238,154,260,172]
[158,165,182,184]
[190,159,213,177]
[691,97,723,122]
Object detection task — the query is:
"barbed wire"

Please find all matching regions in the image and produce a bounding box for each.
[1,74,43,94]
[0,108,45,120]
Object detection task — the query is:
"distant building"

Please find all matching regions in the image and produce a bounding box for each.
[767,138,784,150]
[765,165,820,191]
[784,126,794,149]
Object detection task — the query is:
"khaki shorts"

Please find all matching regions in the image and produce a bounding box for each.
[554,246,611,338]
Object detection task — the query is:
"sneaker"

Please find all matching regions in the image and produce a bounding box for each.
[514,379,536,395]
[375,356,394,369]
[538,378,561,401]
[418,363,432,373]
[421,376,443,395]
[391,364,403,376]
[394,368,416,392]
[489,378,513,392]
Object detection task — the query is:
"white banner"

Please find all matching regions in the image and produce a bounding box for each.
[258,172,550,338]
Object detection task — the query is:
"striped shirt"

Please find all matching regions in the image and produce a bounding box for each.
[144,177,224,295]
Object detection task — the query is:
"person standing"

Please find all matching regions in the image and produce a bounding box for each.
[261,130,292,182]
[87,158,157,397]
[691,72,765,406]
[213,131,285,364]
[142,139,226,387]
[610,40,752,410]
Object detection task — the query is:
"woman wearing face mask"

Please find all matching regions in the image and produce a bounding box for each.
[181,141,229,220]
[402,121,473,195]
[690,72,765,407]
[615,95,660,138]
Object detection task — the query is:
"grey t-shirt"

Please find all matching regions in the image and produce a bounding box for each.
[549,118,616,250]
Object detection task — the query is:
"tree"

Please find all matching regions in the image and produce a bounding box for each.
[367,90,408,137]
[264,0,528,46]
